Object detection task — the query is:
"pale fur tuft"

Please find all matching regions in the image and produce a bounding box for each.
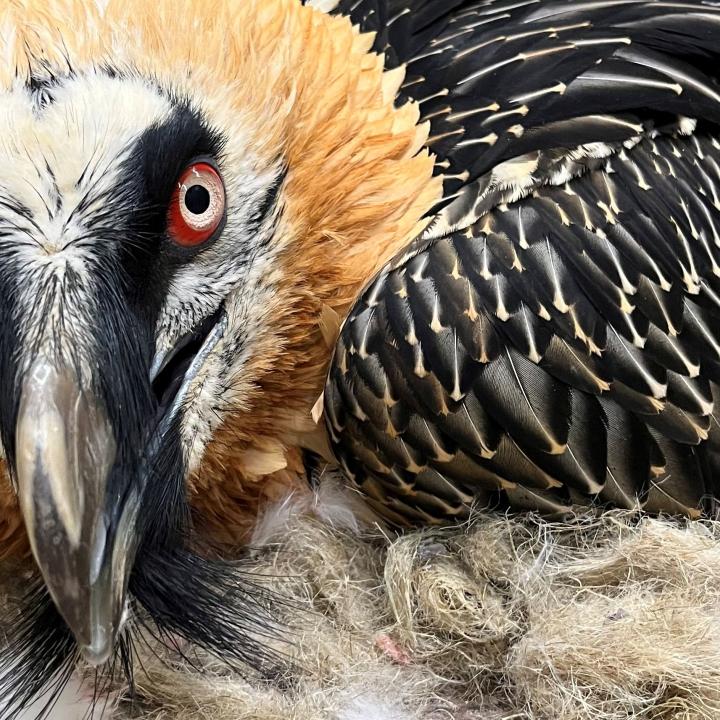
[251,470,381,546]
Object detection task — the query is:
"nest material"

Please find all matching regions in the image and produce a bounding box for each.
[4,490,720,720]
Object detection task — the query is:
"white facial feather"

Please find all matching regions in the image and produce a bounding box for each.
[0,73,171,365]
[0,71,286,467]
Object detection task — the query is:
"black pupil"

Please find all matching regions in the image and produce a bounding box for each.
[185,184,211,215]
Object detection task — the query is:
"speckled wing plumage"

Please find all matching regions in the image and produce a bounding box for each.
[325,0,720,524]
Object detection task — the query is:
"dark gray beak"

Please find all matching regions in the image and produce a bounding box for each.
[11,306,228,665]
[15,359,139,665]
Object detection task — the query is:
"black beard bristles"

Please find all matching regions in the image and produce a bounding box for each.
[0,550,294,720]
[0,579,77,720]
[129,546,294,679]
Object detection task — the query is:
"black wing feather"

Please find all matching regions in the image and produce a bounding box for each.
[327,134,720,522]
[325,0,720,523]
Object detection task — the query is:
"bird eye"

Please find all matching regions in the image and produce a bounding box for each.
[168,162,225,247]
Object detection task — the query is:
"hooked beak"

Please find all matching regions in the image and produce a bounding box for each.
[15,360,137,665]
[12,309,227,666]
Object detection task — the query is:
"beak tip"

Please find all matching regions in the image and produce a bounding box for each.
[79,627,114,667]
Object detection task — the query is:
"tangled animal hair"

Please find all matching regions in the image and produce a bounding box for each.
[6,484,720,719]
[91,503,720,719]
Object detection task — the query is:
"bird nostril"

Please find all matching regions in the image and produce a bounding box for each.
[151,341,200,409]
[150,306,225,412]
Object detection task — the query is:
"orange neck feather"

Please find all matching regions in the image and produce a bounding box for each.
[0,0,441,555]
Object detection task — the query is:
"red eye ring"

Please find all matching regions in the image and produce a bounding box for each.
[168,162,225,247]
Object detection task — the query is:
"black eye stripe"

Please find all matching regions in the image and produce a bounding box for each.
[128,104,226,229]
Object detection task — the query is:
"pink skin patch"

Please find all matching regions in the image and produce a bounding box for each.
[374,633,412,666]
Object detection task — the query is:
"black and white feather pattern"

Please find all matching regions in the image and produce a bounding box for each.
[325,0,720,524]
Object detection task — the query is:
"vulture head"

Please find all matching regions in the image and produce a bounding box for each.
[0,0,438,707]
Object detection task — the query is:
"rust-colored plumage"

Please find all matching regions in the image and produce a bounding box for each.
[0,0,441,557]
